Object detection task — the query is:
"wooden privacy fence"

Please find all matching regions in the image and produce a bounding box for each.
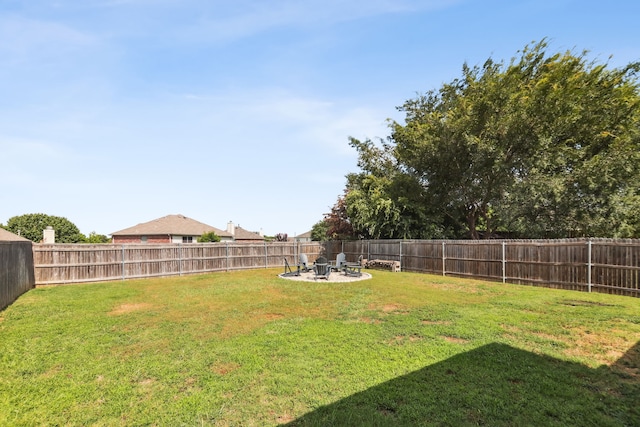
[33,242,323,285]
[326,239,640,297]
[1,241,36,310]
[26,238,640,296]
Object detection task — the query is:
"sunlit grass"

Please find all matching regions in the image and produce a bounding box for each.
[1,269,639,425]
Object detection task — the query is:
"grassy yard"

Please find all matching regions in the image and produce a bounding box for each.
[1,269,639,426]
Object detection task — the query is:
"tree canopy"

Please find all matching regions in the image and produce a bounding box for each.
[86,232,111,244]
[345,41,640,239]
[310,219,330,241]
[2,213,87,243]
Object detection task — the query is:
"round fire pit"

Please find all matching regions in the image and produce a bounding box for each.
[279,270,372,283]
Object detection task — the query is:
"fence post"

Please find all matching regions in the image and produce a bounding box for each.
[121,245,125,281]
[226,242,229,272]
[264,241,268,268]
[587,240,592,293]
[399,240,403,269]
[179,244,183,276]
[367,241,370,261]
[502,241,506,283]
[442,241,446,276]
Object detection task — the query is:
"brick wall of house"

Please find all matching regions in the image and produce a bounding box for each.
[112,235,171,244]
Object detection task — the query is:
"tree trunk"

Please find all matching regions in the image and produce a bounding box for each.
[467,209,480,239]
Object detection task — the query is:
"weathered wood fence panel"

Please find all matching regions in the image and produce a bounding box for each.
[504,241,589,292]
[591,240,640,296]
[334,239,640,297]
[33,242,324,285]
[1,241,36,310]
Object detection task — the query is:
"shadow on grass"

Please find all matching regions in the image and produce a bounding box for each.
[288,342,640,426]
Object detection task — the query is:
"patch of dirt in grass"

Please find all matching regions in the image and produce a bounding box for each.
[175,377,201,397]
[211,362,241,376]
[41,364,63,378]
[375,303,396,311]
[109,302,153,316]
[263,313,285,320]
[500,324,528,344]
[276,413,295,424]
[371,303,410,315]
[137,378,155,387]
[564,327,633,365]
[442,336,470,344]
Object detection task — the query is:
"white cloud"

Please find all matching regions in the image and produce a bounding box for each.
[212,89,390,154]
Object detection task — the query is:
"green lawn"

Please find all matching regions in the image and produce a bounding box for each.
[1,269,639,426]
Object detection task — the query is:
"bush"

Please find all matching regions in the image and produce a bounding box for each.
[198,231,221,242]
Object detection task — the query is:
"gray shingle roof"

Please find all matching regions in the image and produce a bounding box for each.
[232,226,264,241]
[110,214,232,238]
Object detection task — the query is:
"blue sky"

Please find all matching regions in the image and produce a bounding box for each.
[1,0,639,237]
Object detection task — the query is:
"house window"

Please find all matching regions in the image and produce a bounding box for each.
[182,236,193,243]
[141,236,148,243]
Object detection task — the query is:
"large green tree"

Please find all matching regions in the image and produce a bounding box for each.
[2,213,87,243]
[496,46,640,237]
[345,137,449,239]
[346,40,640,238]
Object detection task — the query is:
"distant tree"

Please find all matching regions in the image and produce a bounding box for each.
[3,213,86,243]
[86,232,111,244]
[197,231,221,242]
[325,193,359,240]
[310,220,330,241]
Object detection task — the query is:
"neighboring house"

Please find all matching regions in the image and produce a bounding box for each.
[0,228,30,242]
[294,231,313,243]
[225,221,265,243]
[110,214,233,244]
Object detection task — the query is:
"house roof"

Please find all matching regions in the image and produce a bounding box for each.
[111,214,232,238]
[232,226,264,241]
[296,230,313,239]
[0,228,30,242]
